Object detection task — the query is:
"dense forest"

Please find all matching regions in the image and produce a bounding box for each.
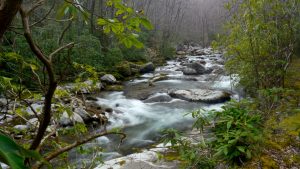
[0,0,299,169]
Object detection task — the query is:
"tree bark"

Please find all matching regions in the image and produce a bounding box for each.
[0,0,22,40]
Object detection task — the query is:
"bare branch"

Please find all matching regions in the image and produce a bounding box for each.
[27,0,45,14]
[30,0,56,27]
[31,131,126,168]
[49,42,75,62]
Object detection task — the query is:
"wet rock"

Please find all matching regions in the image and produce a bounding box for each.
[86,96,98,101]
[105,107,113,113]
[100,74,117,84]
[144,93,173,103]
[182,68,198,75]
[169,89,231,103]
[140,62,155,74]
[186,62,206,74]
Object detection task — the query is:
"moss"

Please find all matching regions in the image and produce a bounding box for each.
[105,85,124,91]
[115,61,132,77]
[162,151,181,161]
[119,160,126,166]
[261,155,279,169]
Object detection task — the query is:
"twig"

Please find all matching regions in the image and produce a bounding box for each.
[21,99,41,121]
[31,131,126,169]
[27,0,45,14]
[30,0,55,27]
[49,42,75,62]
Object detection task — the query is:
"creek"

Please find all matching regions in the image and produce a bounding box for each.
[69,48,240,168]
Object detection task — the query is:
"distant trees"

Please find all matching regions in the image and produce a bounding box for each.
[217,0,300,94]
[132,0,227,46]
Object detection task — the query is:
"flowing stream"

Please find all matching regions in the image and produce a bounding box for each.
[69,48,240,167]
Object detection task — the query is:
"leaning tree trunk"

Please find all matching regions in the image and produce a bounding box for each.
[0,0,22,40]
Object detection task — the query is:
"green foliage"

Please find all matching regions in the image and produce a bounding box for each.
[0,133,43,169]
[212,101,263,165]
[162,100,263,167]
[97,0,153,48]
[159,43,176,60]
[216,0,300,94]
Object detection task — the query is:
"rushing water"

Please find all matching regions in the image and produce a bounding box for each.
[68,50,240,167]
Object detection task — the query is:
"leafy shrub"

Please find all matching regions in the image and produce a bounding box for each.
[212,101,263,165]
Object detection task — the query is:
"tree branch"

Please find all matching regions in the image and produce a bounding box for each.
[49,42,75,62]
[32,132,126,168]
[20,6,58,151]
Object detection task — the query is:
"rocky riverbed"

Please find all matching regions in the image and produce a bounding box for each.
[0,46,240,169]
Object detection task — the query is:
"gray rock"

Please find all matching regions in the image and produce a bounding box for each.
[187,62,206,74]
[182,68,198,75]
[169,89,231,103]
[95,149,178,169]
[144,93,172,103]
[100,74,117,84]
[27,118,39,128]
[74,108,93,123]
[140,62,155,74]
[13,125,29,132]
[59,111,84,126]
[176,51,186,55]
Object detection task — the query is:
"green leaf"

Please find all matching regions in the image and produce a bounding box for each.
[0,134,42,169]
[140,18,153,30]
[237,146,245,153]
[97,18,107,25]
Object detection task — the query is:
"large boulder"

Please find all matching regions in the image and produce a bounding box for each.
[74,108,93,123]
[182,62,207,75]
[188,62,206,74]
[169,89,231,103]
[140,62,155,74]
[100,74,117,84]
[144,93,173,103]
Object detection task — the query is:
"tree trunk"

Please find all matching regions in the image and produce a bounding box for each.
[0,0,22,40]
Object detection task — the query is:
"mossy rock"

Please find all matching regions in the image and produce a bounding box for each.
[115,61,132,77]
[105,85,124,91]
